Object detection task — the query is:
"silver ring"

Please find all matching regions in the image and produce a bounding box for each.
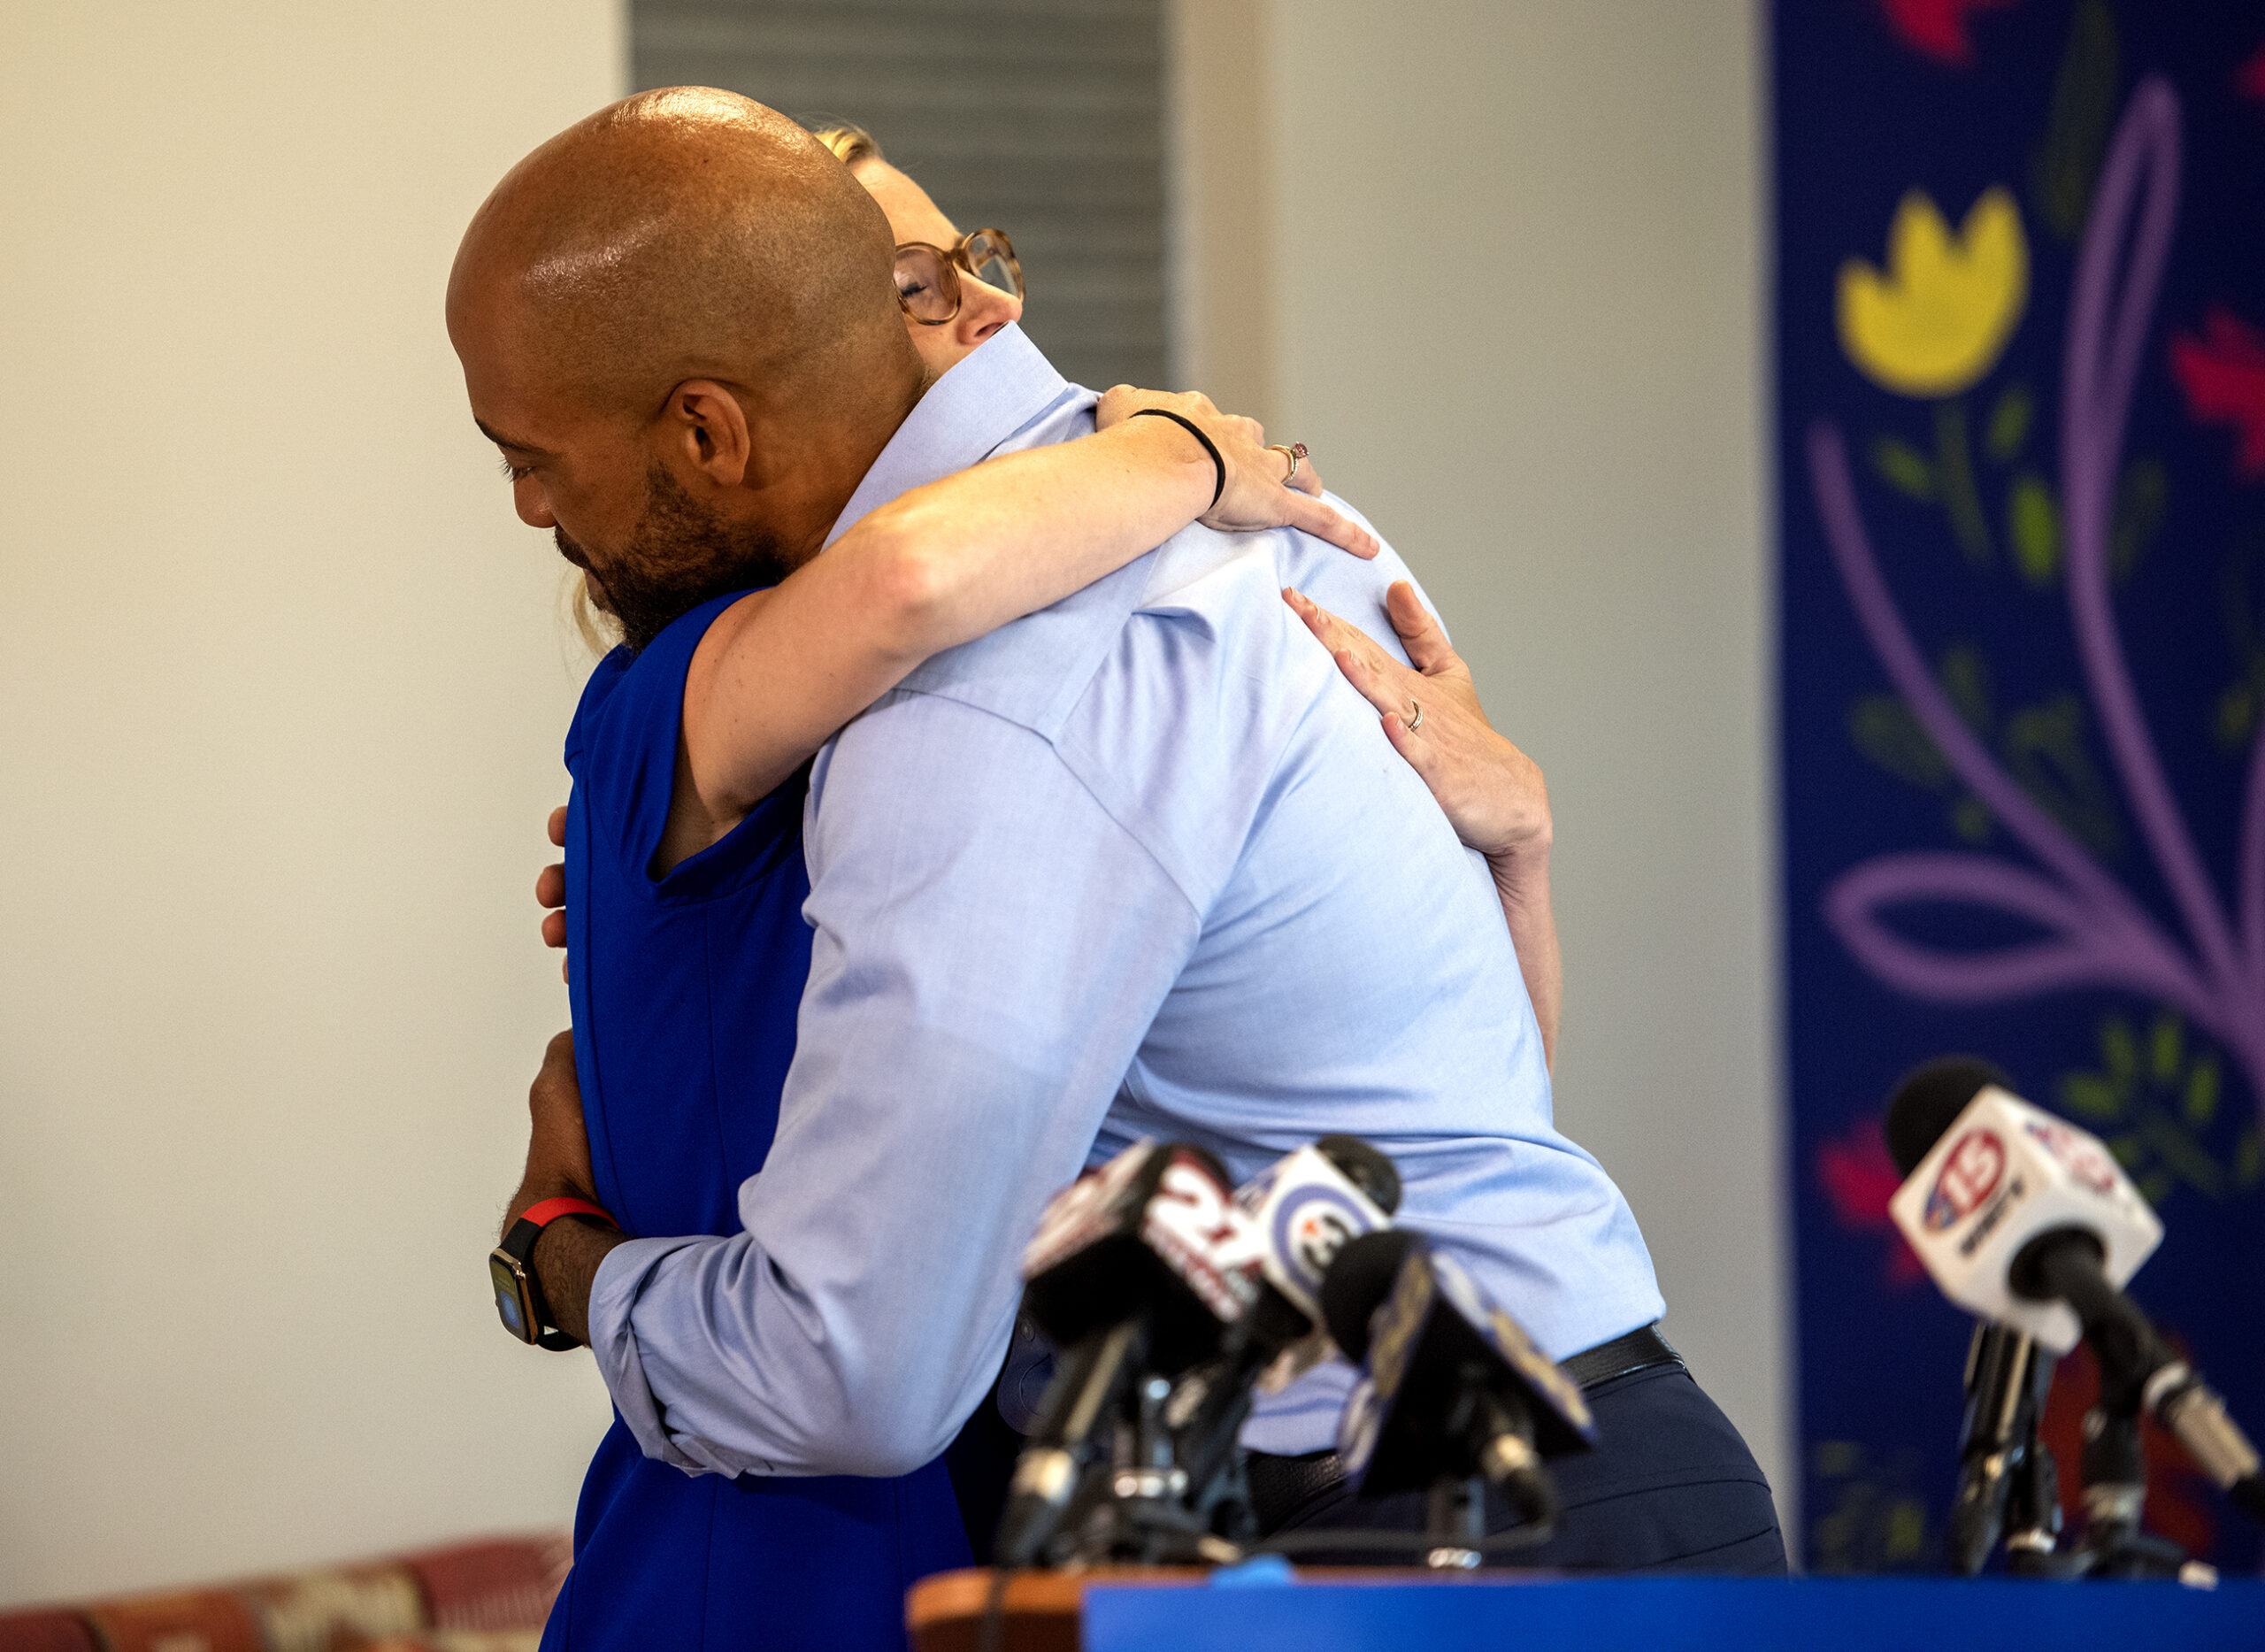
[1269,442,1308,486]
[1406,700,1424,734]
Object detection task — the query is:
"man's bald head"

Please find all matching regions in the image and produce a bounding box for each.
[449,87,910,421]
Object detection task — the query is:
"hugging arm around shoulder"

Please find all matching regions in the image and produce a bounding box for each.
[585,688,1197,1478]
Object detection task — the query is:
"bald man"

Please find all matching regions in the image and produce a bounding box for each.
[459,88,1779,1643]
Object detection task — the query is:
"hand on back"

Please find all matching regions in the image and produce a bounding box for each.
[1282,581,1552,870]
[1094,386,1378,558]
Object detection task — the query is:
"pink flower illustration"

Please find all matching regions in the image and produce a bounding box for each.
[1816,1121,1929,1287]
[1877,0,2019,68]
[2169,307,2265,480]
[2238,42,2265,106]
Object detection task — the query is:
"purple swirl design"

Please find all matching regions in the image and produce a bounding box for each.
[1808,77,2265,1110]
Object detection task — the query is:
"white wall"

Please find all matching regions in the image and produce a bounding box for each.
[0,2,624,1605]
[1179,0,1790,1515]
[0,0,1783,1604]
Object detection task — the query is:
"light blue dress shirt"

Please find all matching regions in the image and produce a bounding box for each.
[587,326,1662,1478]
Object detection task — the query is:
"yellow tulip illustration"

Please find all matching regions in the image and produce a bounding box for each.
[1838,187,2029,398]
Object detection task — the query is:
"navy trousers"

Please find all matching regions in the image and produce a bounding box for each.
[1254,1363,1787,1574]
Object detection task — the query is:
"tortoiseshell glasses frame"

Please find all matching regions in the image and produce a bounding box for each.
[894,228,1024,326]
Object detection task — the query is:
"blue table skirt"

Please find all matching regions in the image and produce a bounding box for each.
[1083,1574,2265,1652]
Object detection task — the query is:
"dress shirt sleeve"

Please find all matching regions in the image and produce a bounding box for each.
[586,688,1202,1477]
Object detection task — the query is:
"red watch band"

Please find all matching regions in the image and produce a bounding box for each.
[520,1195,616,1230]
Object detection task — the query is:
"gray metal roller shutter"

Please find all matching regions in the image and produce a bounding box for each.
[635,0,1169,394]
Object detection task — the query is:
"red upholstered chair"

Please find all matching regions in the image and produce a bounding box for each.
[399,1535,572,1636]
[79,1591,264,1652]
[0,1608,98,1652]
[2,1533,568,1652]
[235,1563,426,1650]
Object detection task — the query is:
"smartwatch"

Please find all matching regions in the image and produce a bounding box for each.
[490,1196,616,1350]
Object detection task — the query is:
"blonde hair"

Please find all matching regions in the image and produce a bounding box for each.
[807,120,883,173]
[564,572,621,659]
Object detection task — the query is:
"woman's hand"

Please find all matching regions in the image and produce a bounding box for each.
[1095,386,1378,558]
[1284,580,1562,1067]
[1282,582,1550,866]
[539,804,567,981]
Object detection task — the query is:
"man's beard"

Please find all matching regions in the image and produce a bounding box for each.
[561,465,795,656]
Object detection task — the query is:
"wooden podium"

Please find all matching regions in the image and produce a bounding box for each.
[907,1569,1202,1652]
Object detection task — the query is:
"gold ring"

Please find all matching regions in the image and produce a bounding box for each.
[1406,700,1424,734]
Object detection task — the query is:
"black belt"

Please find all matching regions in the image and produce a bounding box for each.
[1560,1322,1684,1391]
[1245,1322,1684,1534]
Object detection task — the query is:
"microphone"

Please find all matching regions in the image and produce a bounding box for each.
[1169,1137,1402,1511]
[1885,1058,2056,1572]
[996,1140,1263,1566]
[1320,1229,1593,1542]
[1886,1058,2265,1526]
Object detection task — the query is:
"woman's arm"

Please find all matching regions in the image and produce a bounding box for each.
[680,392,1375,831]
[1282,583,1563,1071]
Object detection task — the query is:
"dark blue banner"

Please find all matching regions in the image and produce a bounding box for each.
[1775,0,2265,1571]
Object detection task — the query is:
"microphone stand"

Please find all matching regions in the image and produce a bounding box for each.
[1995,1329,2207,1583]
[1999,1342,2063,1566]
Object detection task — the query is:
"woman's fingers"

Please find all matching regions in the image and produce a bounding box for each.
[1278,494,1378,557]
[539,808,569,975]
[1283,587,1428,723]
[1379,707,1443,776]
[1285,449,1324,498]
[1385,580,1458,675]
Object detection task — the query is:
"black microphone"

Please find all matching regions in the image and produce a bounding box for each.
[995,1141,1263,1566]
[1170,1137,1403,1514]
[1885,1058,2047,1572]
[1320,1229,1593,1540]
[1888,1059,2265,1527]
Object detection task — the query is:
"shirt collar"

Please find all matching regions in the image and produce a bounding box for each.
[822,324,1079,549]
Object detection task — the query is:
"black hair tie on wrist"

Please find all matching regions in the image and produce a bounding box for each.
[1128,408,1226,511]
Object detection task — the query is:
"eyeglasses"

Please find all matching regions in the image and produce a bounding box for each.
[894,228,1025,326]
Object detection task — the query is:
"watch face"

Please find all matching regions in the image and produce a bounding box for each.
[489,1249,536,1342]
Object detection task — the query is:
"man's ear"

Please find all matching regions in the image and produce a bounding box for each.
[656,380,767,491]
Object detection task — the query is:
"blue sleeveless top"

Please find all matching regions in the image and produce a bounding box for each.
[542,592,971,1652]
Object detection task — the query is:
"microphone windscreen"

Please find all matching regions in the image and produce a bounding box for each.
[1320,1228,1420,1361]
[1885,1055,2013,1177]
[1315,1134,1402,1217]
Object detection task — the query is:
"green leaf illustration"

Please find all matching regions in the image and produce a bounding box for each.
[2109,457,2168,582]
[2059,1014,2256,1209]
[2151,1013,2183,1084]
[2218,683,2257,748]
[2008,472,2061,586]
[1849,695,1952,788]
[2144,1113,2224,1198]
[2004,693,2121,857]
[1940,644,1992,734]
[2061,1072,2122,1119]
[2183,1054,2219,1127]
[1870,434,1937,500]
[2101,1018,2137,1087]
[1985,383,2033,463]
[2031,0,2119,243]
[1936,399,1992,565]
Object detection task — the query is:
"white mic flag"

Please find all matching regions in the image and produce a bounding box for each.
[1888,1084,2161,1354]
